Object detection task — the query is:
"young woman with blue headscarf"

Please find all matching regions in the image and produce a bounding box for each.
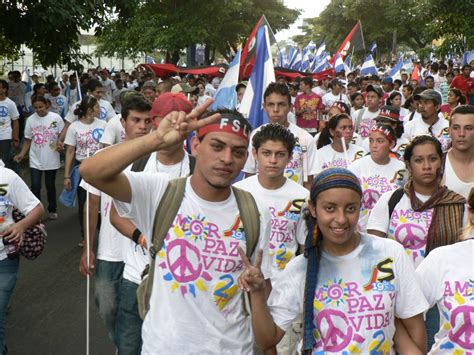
[239,167,428,354]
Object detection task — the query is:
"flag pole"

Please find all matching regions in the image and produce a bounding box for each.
[85,148,90,355]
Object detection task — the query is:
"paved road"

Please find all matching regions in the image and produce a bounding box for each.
[5,165,116,355]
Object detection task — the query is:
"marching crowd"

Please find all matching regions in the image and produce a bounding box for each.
[0,57,473,355]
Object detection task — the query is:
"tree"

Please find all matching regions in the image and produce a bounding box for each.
[0,0,137,68]
[297,0,471,62]
[95,0,300,65]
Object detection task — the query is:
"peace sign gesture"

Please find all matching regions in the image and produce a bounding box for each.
[154,98,221,151]
[238,247,266,293]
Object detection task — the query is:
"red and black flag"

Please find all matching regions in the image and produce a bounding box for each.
[331,20,365,63]
[240,15,277,78]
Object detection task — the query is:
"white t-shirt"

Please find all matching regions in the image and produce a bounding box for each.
[80,177,128,262]
[314,144,366,173]
[443,153,474,199]
[0,97,19,141]
[49,94,68,118]
[322,91,350,108]
[100,114,125,146]
[416,239,474,354]
[243,123,318,185]
[115,174,271,354]
[24,112,64,170]
[121,153,192,285]
[349,156,406,231]
[0,165,41,260]
[64,119,106,161]
[352,108,380,139]
[312,86,327,97]
[268,234,429,354]
[101,78,116,103]
[403,116,450,152]
[367,190,433,268]
[234,175,309,274]
[65,99,115,123]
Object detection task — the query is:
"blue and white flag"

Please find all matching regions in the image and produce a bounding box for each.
[462,50,474,66]
[276,48,286,67]
[291,50,302,71]
[315,42,326,58]
[22,67,33,113]
[313,56,330,73]
[334,52,345,73]
[301,49,311,72]
[286,46,297,68]
[239,26,275,130]
[369,41,377,55]
[360,54,378,76]
[145,55,156,64]
[209,49,241,110]
[306,41,317,52]
[344,55,353,73]
[389,57,404,80]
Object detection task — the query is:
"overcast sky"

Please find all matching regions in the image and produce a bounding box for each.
[275,0,330,42]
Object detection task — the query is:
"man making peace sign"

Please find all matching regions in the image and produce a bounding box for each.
[81,102,272,354]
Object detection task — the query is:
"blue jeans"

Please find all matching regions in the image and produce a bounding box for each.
[0,256,19,354]
[115,278,142,355]
[95,260,124,344]
[30,168,57,213]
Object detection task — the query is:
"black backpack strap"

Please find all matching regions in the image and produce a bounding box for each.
[188,155,196,174]
[408,111,416,121]
[388,188,405,223]
[131,153,152,172]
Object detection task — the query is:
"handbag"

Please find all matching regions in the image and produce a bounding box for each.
[12,207,47,260]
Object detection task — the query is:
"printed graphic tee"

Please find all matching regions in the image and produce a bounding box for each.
[64,119,106,161]
[268,234,429,354]
[349,156,406,231]
[243,123,317,185]
[0,98,19,141]
[65,99,115,123]
[416,239,474,354]
[24,112,64,170]
[0,165,40,260]
[314,144,366,174]
[403,116,451,152]
[234,175,309,274]
[367,190,433,268]
[115,174,271,354]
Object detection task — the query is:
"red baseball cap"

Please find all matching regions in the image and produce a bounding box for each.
[150,92,193,127]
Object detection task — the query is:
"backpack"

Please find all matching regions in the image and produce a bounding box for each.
[387,188,405,221]
[131,153,196,173]
[136,177,261,320]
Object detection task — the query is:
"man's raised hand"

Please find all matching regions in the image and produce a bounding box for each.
[238,248,266,293]
[155,98,221,150]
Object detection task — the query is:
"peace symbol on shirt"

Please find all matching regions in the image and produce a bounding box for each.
[448,305,474,350]
[394,223,427,250]
[316,309,353,352]
[0,106,8,117]
[166,239,203,283]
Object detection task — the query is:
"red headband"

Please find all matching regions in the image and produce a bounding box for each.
[197,116,251,143]
[370,125,395,142]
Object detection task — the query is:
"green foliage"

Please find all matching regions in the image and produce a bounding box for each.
[0,0,137,68]
[298,0,473,60]
[95,0,301,64]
